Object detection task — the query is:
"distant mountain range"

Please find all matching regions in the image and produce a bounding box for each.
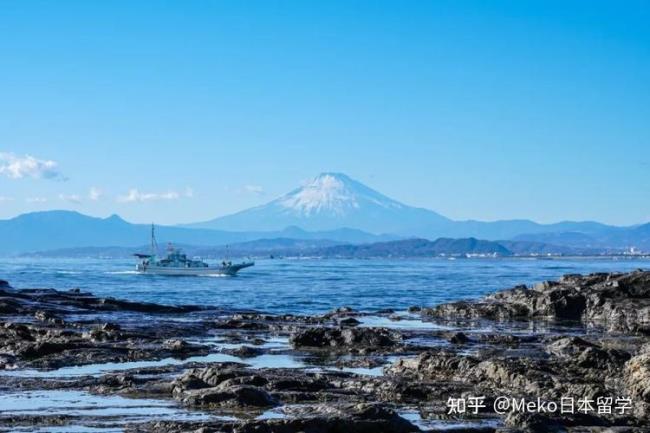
[187,173,450,234]
[0,210,393,255]
[1,172,648,255]
[187,172,648,249]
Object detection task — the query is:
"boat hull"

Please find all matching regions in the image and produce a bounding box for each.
[136,262,254,276]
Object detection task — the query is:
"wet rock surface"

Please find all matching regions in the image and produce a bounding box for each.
[289,326,401,352]
[1,270,650,432]
[423,270,650,334]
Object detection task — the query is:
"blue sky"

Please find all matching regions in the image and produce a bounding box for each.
[0,0,648,225]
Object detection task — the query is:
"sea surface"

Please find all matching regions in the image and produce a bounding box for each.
[1,257,648,314]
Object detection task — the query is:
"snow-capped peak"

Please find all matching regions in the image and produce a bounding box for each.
[279,173,358,216]
[277,173,403,216]
[190,172,450,232]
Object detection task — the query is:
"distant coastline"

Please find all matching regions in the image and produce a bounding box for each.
[14,236,650,260]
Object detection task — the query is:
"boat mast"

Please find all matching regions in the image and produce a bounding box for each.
[151,223,158,257]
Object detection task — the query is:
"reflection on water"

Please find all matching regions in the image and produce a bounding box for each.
[0,390,211,430]
[399,409,502,430]
[358,314,452,330]
[0,352,306,378]
[12,427,121,433]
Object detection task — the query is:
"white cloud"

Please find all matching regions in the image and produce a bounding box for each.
[117,188,191,203]
[59,193,82,204]
[0,152,67,180]
[0,196,14,202]
[26,197,48,203]
[241,185,265,195]
[89,187,103,201]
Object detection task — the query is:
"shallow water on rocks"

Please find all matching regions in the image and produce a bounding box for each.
[358,314,453,330]
[3,257,649,432]
[0,390,212,431]
[0,352,307,378]
[399,410,502,430]
[11,428,122,433]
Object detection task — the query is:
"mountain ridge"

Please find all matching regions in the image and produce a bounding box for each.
[0,210,394,255]
[188,172,450,233]
[2,173,649,254]
[186,173,647,247]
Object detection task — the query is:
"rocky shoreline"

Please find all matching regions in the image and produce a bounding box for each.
[1,270,649,432]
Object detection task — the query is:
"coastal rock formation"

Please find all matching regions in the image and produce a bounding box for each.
[290,326,400,351]
[423,270,650,333]
[1,270,649,432]
[0,287,212,369]
[625,353,650,417]
[0,286,203,315]
[129,403,418,433]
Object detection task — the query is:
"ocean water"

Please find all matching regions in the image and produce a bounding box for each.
[1,257,648,314]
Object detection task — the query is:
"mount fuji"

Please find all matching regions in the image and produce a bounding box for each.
[3,173,648,255]
[190,173,451,234]
[189,173,647,248]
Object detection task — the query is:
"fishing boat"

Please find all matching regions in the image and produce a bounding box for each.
[134,225,254,276]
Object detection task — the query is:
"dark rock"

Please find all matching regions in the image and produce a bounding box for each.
[173,365,252,393]
[335,357,386,369]
[478,333,526,346]
[386,351,478,381]
[128,403,418,433]
[162,339,209,358]
[625,353,650,417]
[423,270,650,333]
[83,326,121,342]
[448,331,470,344]
[290,327,399,351]
[214,319,269,330]
[16,341,75,359]
[181,384,276,408]
[0,298,21,314]
[227,345,263,358]
[338,317,361,327]
[505,412,564,433]
[547,336,630,370]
